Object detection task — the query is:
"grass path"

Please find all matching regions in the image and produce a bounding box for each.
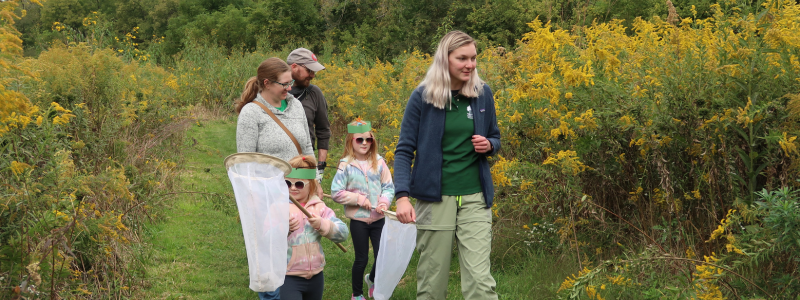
[134,119,253,299]
[137,118,575,299]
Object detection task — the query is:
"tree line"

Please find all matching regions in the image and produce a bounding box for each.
[17,0,737,61]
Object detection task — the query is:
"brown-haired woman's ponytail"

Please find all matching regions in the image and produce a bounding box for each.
[235,76,260,114]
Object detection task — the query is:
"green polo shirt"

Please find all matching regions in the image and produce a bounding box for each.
[441,92,482,196]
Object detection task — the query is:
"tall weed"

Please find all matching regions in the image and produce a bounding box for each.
[1,3,186,296]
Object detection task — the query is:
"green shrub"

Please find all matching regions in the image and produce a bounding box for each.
[1,35,185,298]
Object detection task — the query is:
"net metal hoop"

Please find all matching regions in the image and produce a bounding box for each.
[223,152,292,177]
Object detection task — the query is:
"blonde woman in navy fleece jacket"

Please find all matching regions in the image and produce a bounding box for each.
[393,31,501,300]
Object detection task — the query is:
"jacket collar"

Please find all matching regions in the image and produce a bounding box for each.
[254,93,297,114]
[302,195,323,207]
[341,155,384,173]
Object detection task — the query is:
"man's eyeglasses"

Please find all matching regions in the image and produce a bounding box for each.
[301,65,315,75]
[353,137,374,145]
[285,179,308,189]
[270,79,295,89]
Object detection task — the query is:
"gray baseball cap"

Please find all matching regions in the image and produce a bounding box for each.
[287,48,325,72]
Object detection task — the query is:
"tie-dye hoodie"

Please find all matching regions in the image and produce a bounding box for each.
[286,195,349,279]
[331,155,395,224]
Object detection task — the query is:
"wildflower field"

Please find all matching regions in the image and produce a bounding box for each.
[2,0,187,297]
[2,0,800,298]
[315,3,800,297]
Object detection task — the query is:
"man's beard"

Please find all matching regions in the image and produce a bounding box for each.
[294,78,312,88]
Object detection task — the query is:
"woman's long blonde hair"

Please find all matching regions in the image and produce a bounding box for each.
[235,57,290,114]
[418,30,485,109]
[340,123,379,172]
[287,155,320,199]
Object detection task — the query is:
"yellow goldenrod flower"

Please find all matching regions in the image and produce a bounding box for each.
[10,161,32,176]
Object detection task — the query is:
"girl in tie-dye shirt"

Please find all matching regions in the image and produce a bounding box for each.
[281,155,348,300]
[331,119,395,300]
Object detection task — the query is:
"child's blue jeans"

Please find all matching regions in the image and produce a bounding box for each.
[258,288,281,300]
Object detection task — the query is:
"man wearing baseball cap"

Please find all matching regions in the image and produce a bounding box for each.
[287,48,331,181]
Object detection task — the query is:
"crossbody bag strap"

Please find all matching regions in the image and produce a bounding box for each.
[252,101,303,155]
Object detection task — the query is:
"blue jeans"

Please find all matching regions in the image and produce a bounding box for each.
[258,287,281,300]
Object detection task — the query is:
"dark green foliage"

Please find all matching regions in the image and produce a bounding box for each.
[713,187,800,298]
[18,0,741,61]
[39,0,109,28]
[756,187,800,250]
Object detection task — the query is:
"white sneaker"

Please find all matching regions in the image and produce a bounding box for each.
[364,273,374,298]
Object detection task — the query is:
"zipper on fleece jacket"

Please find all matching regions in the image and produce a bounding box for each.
[304,212,311,272]
[349,159,374,210]
[305,205,316,272]
[293,203,318,273]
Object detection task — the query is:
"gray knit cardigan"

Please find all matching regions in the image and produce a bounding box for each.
[236,93,315,162]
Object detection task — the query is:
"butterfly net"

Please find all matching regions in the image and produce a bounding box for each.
[225,153,291,292]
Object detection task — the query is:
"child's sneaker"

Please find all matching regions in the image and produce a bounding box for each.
[364,273,375,298]
[351,295,366,300]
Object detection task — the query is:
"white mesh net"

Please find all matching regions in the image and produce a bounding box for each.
[227,159,291,292]
[373,212,417,300]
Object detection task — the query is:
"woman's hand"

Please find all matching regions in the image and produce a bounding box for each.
[472,135,492,153]
[289,216,301,234]
[395,197,416,223]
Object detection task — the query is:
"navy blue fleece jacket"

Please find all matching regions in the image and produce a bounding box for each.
[393,84,501,208]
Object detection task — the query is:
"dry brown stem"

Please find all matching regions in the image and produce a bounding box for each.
[667,0,679,25]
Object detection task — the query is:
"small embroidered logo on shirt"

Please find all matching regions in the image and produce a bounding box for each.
[467,105,473,119]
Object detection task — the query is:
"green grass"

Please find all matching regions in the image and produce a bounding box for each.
[137,118,577,299]
[134,119,253,299]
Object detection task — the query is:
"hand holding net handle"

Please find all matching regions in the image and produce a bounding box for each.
[289,195,348,253]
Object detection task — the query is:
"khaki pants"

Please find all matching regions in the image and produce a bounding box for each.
[415,193,498,300]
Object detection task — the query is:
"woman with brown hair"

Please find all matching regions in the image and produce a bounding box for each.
[234,57,315,300]
[236,57,314,162]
